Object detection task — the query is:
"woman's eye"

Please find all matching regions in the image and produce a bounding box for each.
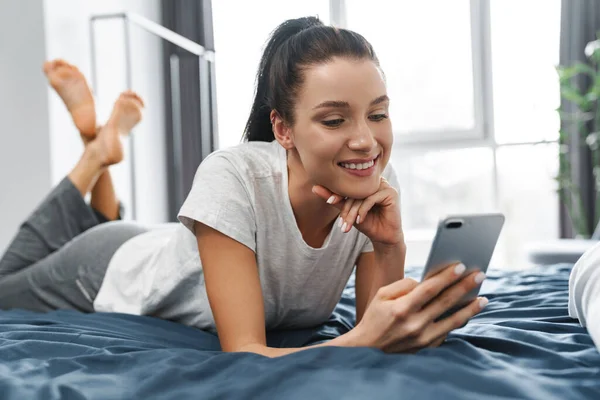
[322,119,344,127]
[369,114,389,122]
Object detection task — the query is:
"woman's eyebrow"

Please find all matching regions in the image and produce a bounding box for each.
[312,95,389,110]
[370,95,389,106]
[313,100,350,110]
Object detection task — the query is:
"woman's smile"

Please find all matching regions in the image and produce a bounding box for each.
[337,154,381,178]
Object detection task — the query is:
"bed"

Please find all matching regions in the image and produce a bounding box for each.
[0,263,598,399]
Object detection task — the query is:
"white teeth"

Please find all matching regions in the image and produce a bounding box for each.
[341,159,375,170]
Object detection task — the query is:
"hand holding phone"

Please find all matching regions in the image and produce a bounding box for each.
[352,263,488,353]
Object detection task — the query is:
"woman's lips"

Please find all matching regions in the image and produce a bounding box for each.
[338,155,379,177]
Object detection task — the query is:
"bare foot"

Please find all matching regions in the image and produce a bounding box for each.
[88,91,144,166]
[43,59,96,138]
[106,90,144,135]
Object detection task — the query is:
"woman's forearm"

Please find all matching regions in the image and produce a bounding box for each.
[373,241,406,282]
[237,328,366,358]
[366,242,407,308]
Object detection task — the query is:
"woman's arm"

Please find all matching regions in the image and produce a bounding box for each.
[195,221,361,358]
[355,242,406,324]
[198,220,485,355]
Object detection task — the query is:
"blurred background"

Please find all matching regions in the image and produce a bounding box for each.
[1,0,599,270]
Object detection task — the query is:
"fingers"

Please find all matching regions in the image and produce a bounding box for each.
[423,270,486,321]
[427,335,447,348]
[339,186,398,232]
[356,185,397,226]
[405,263,470,310]
[429,296,487,338]
[339,199,361,232]
[375,278,419,301]
[355,191,385,225]
[402,297,486,353]
[312,175,398,228]
[311,185,345,210]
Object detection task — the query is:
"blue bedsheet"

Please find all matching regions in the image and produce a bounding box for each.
[0,264,598,399]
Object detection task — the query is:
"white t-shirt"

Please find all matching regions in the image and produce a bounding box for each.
[94,140,400,332]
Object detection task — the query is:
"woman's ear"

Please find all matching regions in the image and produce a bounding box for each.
[271,110,294,150]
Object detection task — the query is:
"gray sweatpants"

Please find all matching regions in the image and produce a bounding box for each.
[0,177,148,312]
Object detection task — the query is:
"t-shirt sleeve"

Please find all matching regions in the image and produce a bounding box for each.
[361,163,402,253]
[177,153,257,252]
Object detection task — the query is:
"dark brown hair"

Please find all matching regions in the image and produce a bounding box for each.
[243,16,380,142]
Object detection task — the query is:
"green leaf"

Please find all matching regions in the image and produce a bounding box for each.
[592,78,600,95]
[557,63,596,81]
[561,86,591,109]
[585,91,598,103]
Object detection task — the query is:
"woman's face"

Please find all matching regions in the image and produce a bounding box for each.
[289,57,393,199]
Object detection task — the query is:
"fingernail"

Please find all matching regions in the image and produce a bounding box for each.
[356,215,361,224]
[478,297,488,309]
[326,195,336,204]
[338,217,343,228]
[474,272,486,284]
[341,222,348,232]
[454,263,466,275]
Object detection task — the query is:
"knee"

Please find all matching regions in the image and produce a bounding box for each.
[102,221,147,240]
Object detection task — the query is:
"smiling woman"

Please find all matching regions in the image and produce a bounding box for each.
[185,17,487,356]
[0,16,488,360]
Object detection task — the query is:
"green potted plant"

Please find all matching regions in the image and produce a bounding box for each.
[556,33,600,238]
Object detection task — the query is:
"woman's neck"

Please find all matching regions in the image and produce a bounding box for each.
[286,150,339,247]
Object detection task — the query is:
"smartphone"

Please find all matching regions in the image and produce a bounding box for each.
[420,213,505,319]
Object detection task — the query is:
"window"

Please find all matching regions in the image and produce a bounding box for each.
[346,0,484,142]
[393,147,495,232]
[490,0,561,144]
[493,143,559,267]
[489,0,561,267]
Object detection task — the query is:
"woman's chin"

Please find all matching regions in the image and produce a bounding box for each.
[328,180,381,200]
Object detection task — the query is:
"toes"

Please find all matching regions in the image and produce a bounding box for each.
[44,59,68,71]
[128,92,145,108]
[120,90,145,107]
[53,59,69,67]
[109,90,145,132]
[42,61,53,74]
[43,59,77,78]
[43,60,61,75]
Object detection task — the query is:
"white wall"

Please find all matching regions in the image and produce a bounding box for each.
[0,0,52,253]
[43,0,168,223]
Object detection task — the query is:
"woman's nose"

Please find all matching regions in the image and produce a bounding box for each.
[348,123,377,152]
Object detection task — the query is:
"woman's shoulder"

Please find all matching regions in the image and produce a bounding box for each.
[179,142,284,238]
[200,141,284,180]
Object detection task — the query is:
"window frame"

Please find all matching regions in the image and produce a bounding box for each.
[333,0,492,145]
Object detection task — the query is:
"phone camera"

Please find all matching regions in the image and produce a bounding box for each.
[445,220,463,229]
